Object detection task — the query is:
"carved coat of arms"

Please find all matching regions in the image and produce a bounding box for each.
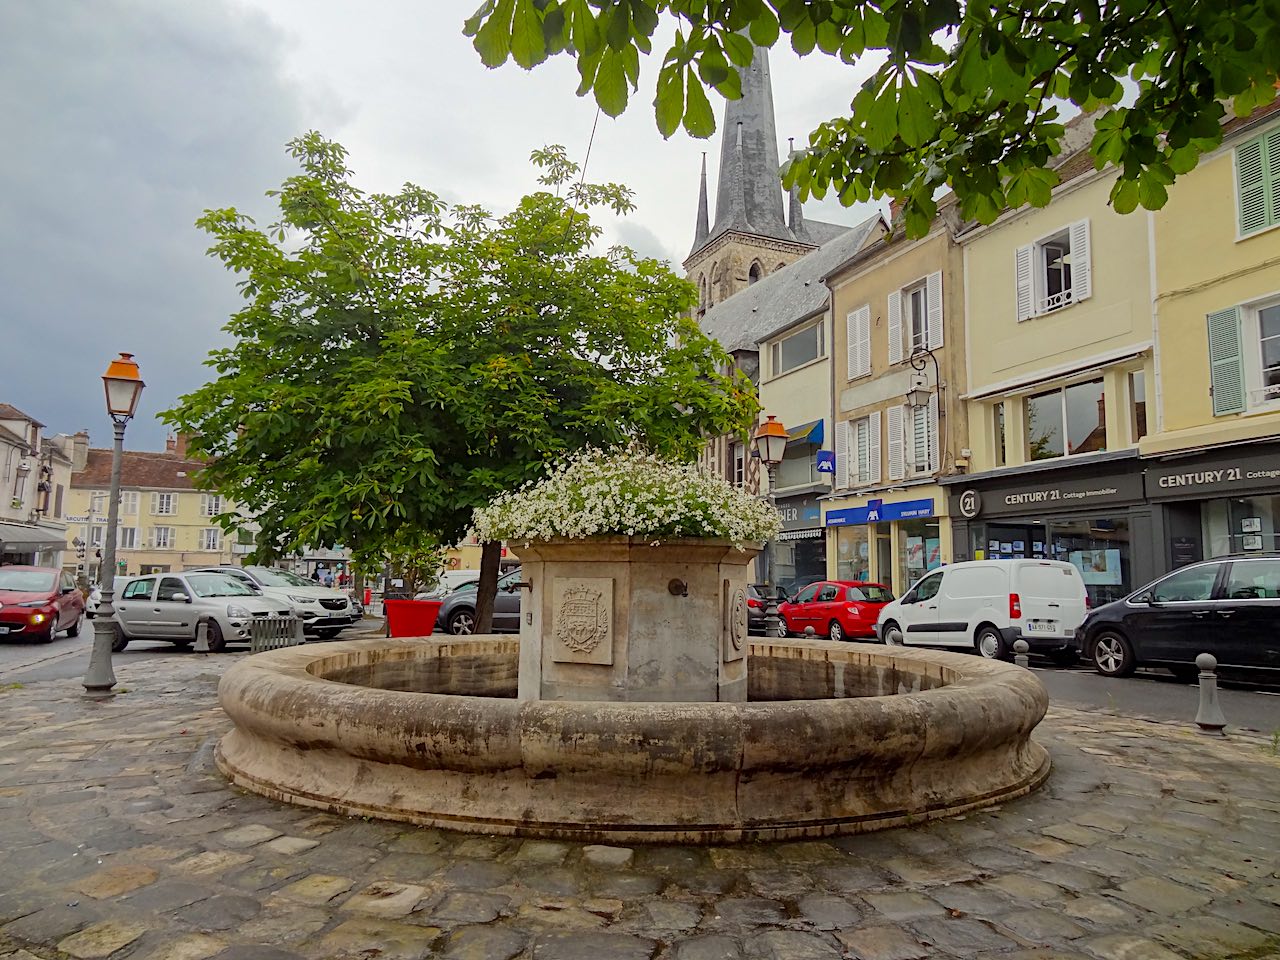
[556,584,610,654]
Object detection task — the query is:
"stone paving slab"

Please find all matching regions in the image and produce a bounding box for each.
[1,653,1279,960]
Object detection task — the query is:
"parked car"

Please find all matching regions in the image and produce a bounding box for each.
[1077,554,1280,679]
[84,582,102,618]
[437,567,523,634]
[113,571,292,652]
[190,565,356,640]
[414,569,482,601]
[779,580,894,641]
[747,583,788,635]
[0,566,85,643]
[876,559,1087,661]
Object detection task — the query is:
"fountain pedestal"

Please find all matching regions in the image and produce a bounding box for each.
[511,537,760,702]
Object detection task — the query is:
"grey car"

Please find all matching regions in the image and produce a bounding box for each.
[437,567,523,634]
[113,572,292,653]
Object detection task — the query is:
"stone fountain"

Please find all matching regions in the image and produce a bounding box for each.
[216,535,1050,843]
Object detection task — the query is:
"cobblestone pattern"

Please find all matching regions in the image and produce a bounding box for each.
[1,654,1278,960]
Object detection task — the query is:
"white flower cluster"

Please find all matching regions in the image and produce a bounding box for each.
[473,447,781,547]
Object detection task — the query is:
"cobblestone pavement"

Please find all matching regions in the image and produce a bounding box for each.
[1,653,1278,960]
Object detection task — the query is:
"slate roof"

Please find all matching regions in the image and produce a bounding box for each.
[699,213,884,354]
[72,449,208,491]
[0,403,44,428]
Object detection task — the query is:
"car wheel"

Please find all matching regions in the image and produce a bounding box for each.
[828,620,846,643]
[111,631,129,653]
[206,620,228,653]
[882,622,903,646]
[447,610,475,635]
[975,625,1008,660]
[1090,630,1135,677]
[67,615,82,638]
[316,628,340,640]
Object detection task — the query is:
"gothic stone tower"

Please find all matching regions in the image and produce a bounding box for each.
[684,44,846,318]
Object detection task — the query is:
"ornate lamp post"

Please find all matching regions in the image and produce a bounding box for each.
[752,414,789,638]
[83,353,145,697]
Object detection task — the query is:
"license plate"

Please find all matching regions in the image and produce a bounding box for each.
[0,626,8,635]
[1026,621,1057,633]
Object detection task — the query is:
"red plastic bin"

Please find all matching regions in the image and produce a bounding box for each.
[383,599,442,638]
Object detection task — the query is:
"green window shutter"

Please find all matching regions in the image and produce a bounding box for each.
[1267,128,1280,226]
[1207,306,1245,416]
[1238,135,1272,235]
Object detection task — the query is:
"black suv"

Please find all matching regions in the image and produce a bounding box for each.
[1077,554,1280,679]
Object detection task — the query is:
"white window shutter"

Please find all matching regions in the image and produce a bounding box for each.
[888,290,903,364]
[887,405,905,480]
[868,410,882,484]
[846,311,858,380]
[927,393,940,472]
[149,492,158,515]
[926,271,944,350]
[1207,307,1246,416]
[1069,219,1091,302]
[856,305,871,377]
[835,419,850,489]
[1015,245,1034,321]
[1238,137,1268,234]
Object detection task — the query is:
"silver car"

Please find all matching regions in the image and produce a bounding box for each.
[113,572,291,653]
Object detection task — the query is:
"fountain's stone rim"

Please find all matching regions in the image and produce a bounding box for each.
[216,637,1051,843]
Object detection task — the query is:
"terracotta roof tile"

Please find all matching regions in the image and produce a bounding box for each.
[71,449,209,491]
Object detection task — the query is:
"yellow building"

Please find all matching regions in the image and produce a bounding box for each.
[944,143,1157,603]
[64,435,245,580]
[820,218,967,595]
[1139,102,1280,563]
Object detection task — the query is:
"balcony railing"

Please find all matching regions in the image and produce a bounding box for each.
[1039,288,1075,314]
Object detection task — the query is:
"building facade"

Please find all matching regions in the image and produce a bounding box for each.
[820,221,968,596]
[0,404,76,567]
[65,434,243,581]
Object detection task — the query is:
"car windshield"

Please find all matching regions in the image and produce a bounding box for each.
[186,573,256,598]
[247,567,316,587]
[851,585,894,603]
[0,570,55,592]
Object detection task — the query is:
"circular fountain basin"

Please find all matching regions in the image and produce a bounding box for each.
[216,637,1050,843]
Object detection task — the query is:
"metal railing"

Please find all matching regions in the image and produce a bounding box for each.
[249,614,304,653]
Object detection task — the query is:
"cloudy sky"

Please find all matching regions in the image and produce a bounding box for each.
[0,0,882,450]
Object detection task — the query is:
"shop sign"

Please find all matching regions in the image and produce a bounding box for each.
[1146,450,1280,500]
[65,515,90,523]
[951,472,1143,519]
[778,496,822,531]
[825,498,934,526]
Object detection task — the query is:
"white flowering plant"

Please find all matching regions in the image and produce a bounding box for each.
[472,447,780,547]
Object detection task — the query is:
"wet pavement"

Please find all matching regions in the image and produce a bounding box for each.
[1,651,1278,960]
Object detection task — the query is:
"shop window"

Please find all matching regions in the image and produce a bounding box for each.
[887,272,943,364]
[1130,371,1147,441]
[898,518,941,591]
[1202,495,1280,556]
[836,526,871,582]
[1026,378,1106,461]
[1015,220,1092,321]
[770,320,824,376]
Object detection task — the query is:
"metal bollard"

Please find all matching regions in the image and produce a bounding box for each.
[193,618,211,654]
[1194,652,1227,736]
[1013,639,1030,668]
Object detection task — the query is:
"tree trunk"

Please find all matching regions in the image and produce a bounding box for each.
[473,540,503,633]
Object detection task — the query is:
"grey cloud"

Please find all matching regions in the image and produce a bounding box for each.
[0,0,326,448]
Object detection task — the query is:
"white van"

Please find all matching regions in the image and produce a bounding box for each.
[875,559,1087,662]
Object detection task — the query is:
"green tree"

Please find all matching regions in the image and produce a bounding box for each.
[165,133,757,628]
[464,0,1280,236]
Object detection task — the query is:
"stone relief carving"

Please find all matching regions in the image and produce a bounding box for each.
[723,579,747,663]
[551,578,614,665]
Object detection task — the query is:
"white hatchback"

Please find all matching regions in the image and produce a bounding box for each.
[191,565,356,640]
[875,559,1087,662]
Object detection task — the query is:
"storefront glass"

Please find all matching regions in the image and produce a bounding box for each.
[1202,495,1280,557]
[970,516,1131,606]
[835,526,871,581]
[898,518,941,591]
[774,534,826,595]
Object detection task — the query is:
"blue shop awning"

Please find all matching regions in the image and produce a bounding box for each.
[787,419,824,445]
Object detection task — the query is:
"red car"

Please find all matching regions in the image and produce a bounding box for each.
[779,580,895,641]
[0,565,85,643]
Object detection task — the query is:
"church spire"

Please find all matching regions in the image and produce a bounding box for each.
[689,152,710,256]
[707,42,789,246]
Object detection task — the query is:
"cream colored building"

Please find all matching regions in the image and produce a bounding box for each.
[65,434,245,581]
[944,147,1158,603]
[1137,102,1280,564]
[820,220,967,595]
[0,403,76,567]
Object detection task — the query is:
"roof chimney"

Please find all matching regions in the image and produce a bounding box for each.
[165,434,178,454]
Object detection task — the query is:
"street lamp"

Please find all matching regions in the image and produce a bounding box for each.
[83,352,145,697]
[752,414,789,638]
